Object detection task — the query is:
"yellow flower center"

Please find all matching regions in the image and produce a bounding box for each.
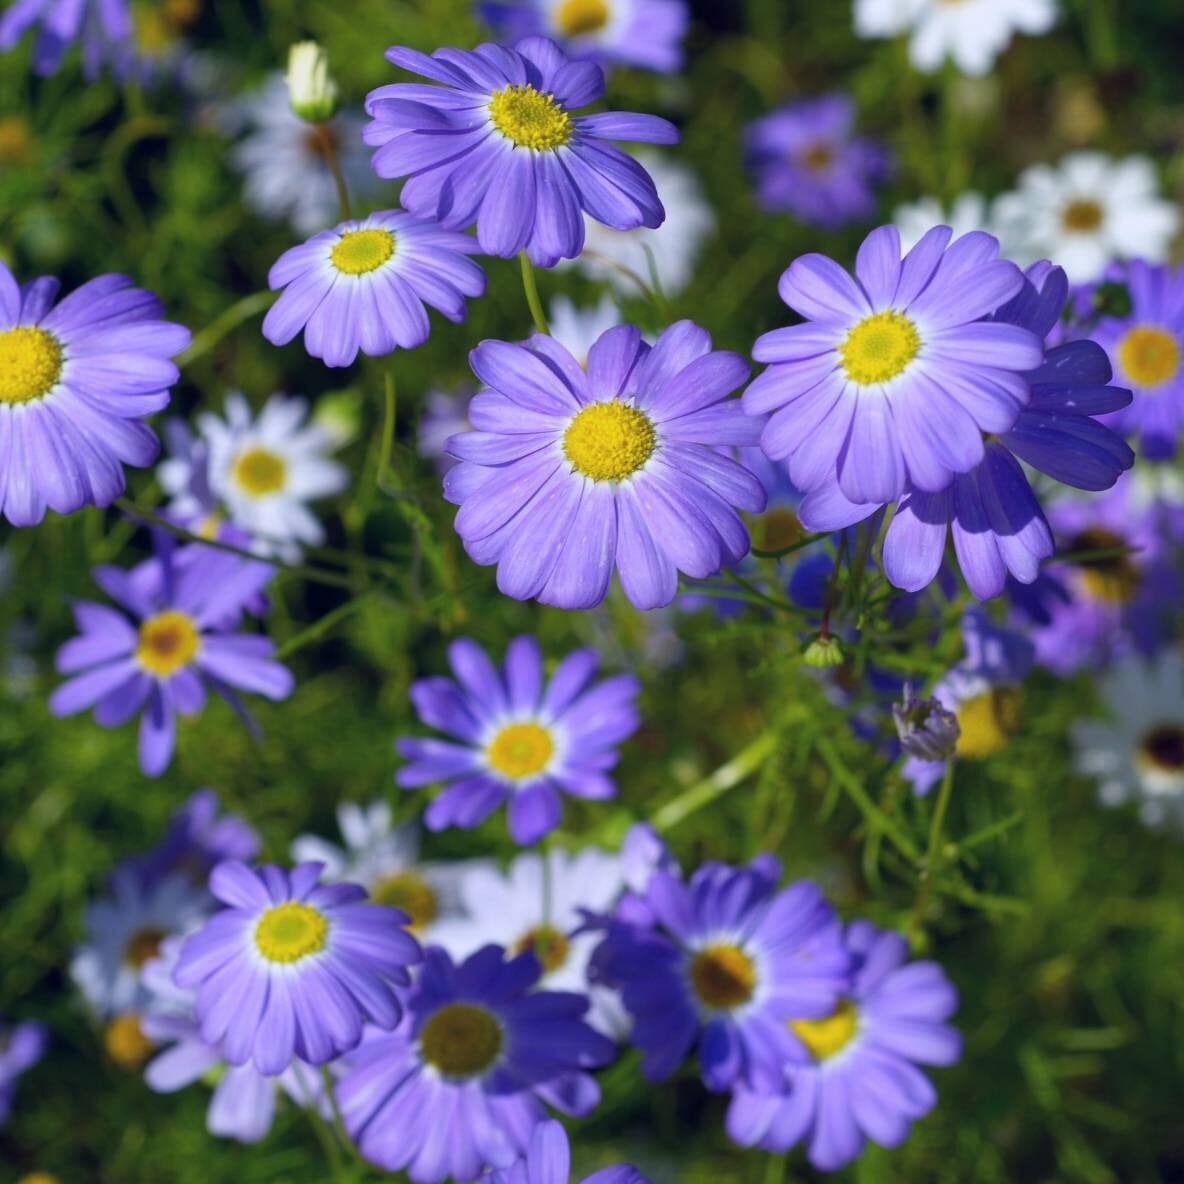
[1117,325,1181,388]
[231,446,287,496]
[104,1013,154,1069]
[486,722,554,779]
[330,228,396,276]
[555,0,610,35]
[1067,527,1139,604]
[0,115,33,165]
[802,143,834,172]
[790,998,859,1061]
[1061,199,1103,232]
[18,1173,61,1184]
[1138,724,1184,773]
[754,508,805,554]
[371,871,438,931]
[688,943,757,1010]
[513,924,570,973]
[419,1003,503,1078]
[839,311,921,385]
[0,326,64,405]
[563,401,657,482]
[955,687,1021,760]
[254,901,329,964]
[123,927,167,968]
[488,84,573,151]
[135,612,201,677]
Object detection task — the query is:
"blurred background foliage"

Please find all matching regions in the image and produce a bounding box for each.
[2,0,1184,1181]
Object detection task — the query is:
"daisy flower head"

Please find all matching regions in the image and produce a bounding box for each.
[479,0,688,73]
[194,392,347,561]
[362,37,679,267]
[396,635,639,845]
[1090,261,1184,459]
[173,860,422,1076]
[1073,651,1184,829]
[893,192,997,253]
[994,152,1181,284]
[482,1119,650,1184]
[263,210,486,368]
[746,94,891,230]
[747,224,1043,506]
[430,847,628,1035]
[798,259,1135,599]
[0,1019,47,1126]
[595,857,852,1092]
[446,321,766,610]
[855,0,1057,77]
[335,945,616,1182]
[727,919,961,1171]
[0,0,131,78]
[49,540,292,777]
[570,151,714,299]
[0,260,190,526]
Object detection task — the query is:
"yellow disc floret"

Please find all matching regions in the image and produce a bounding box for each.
[563,401,656,482]
[231,445,287,496]
[136,612,201,678]
[1061,199,1103,232]
[790,998,859,1061]
[371,871,438,931]
[955,687,1021,760]
[489,84,573,151]
[688,943,757,1010]
[104,1013,154,1068]
[330,228,396,276]
[555,0,610,36]
[1117,325,1181,388]
[254,901,329,964]
[0,326,64,405]
[487,722,554,779]
[514,924,570,973]
[839,311,921,385]
[419,1003,503,1078]
[123,926,167,968]
[1067,527,1139,604]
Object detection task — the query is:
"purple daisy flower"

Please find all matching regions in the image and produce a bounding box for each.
[479,0,689,74]
[0,1019,47,1126]
[594,857,851,1093]
[0,261,190,526]
[173,861,421,1076]
[746,94,891,230]
[727,920,961,1171]
[483,1119,650,1184]
[797,261,1135,599]
[445,321,766,610]
[263,210,486,368]
[746,224,1043,505]
[362,37,678,266]
[0,0,130,77]
[49,540,292,777]
[336,945,616,1183]
[1090,260,1184,459]
[396,635,639,845]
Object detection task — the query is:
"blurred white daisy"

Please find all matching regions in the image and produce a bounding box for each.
[291,800,487,938]
[570,150,714,298]
[1073,652,1184,829]
[994,152,1180,283]
[893,192,999,253]
[549,295,623,365]
[225,74,381,236]
[854,0,1058,76]
[429,847,630,1037]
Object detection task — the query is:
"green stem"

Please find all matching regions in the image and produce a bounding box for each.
[377,367,398,494]
[518,251,550,336]
[315,122,352,221]
[294,1064,348,1184]
[275,592,374,659]
[178,290,277,367]
[910,759,956,934]
[320,1065,363,1168]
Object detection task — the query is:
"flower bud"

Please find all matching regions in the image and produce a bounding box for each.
[286,41,339,123]
[893,685,960,762]
[803,636,843,668]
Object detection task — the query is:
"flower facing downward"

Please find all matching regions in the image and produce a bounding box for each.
[264,211,485,368]
[397,636,639,845]
[174,861,421,1076]
[363,37,678,266]
[893,686,961,762]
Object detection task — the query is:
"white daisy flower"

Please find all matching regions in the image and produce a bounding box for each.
[549,294,623,365]
[290,800,487,939]
[193,392,347,561]
[70,869,204,1021]
[1073,652,1184,829]
[429,847,630,1037]
[994,152,1181,283]
[225,74,381,236]
[854,0,1058,77]
[893,191,999,253]
[569,150,714,298]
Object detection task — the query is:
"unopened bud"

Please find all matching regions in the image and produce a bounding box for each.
[286,41,339,123]
[803,636,844,668]
[892,684,960,762]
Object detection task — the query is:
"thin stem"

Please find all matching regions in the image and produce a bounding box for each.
[178,290,277,367]
[518,251,550,336]
[275,591,374,659]
[294,1063,348,1184]
[314,122,352,221]
[910,759,956,934]
[320,1065,363,1168]
[377,367,398,494]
